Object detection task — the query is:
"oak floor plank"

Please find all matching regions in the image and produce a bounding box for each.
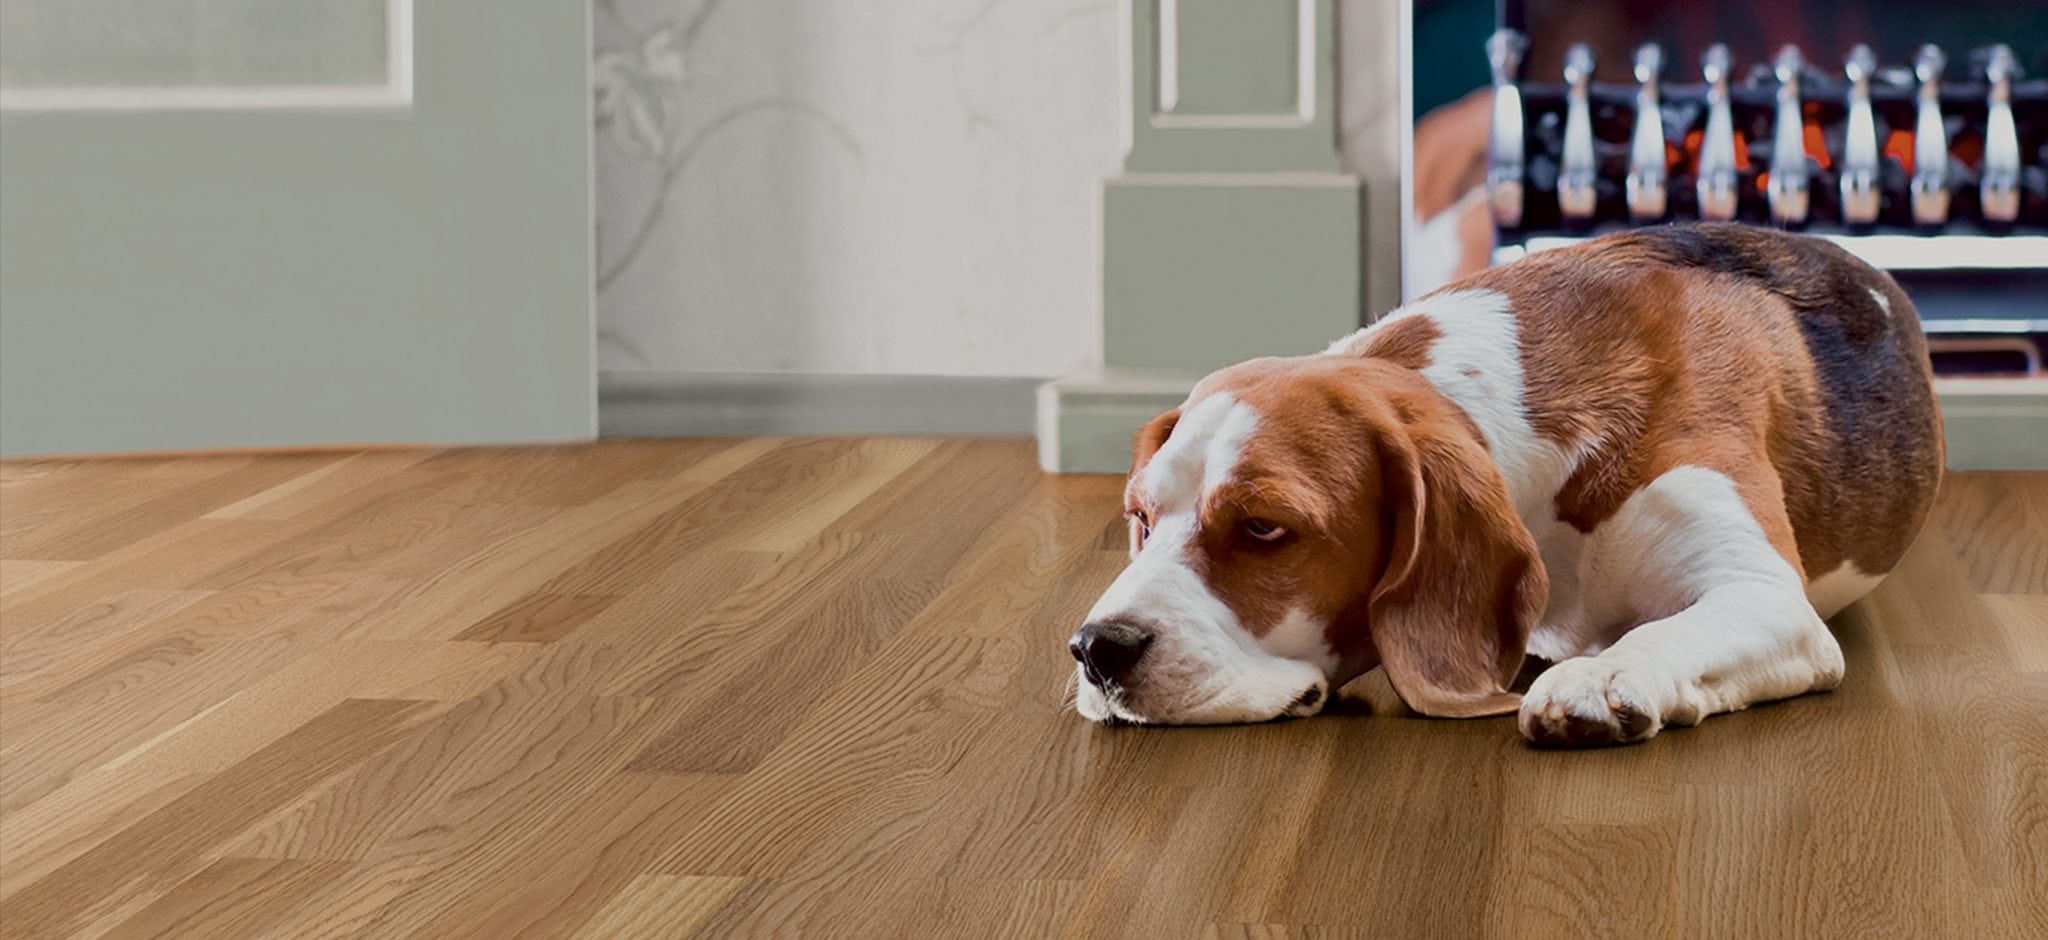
[454,593,622,644]
[1,456,261,561]
[551,548,777,653]
[218,685,654,865]
[0,588,214,693]
[895,471,1126,643]
[2,698,437,939]
[567,874,747,939]
[402,440,708,508]
[585,534,872,699]
[0,442,2040,938]
[881,877,1082,939]
[7,471,716,716]
[203,450,436,522]
[1985,594,2048,672]
[649,636,1012,876]
[243,694,679,938]
[21,454,339,562]
[186,465,547,591]
[0,517,293,625]
[709,437,939,552]
[0,504,575,806]
[1938,473,2048,594]
[523,438,878,597]
[0,559,82,599]
[625,574,947,773]
[1,641,476,893]
[820,438,1049,582]
[0,628,314,815]
[100,857,356,940]
[1486,822,1678,939]
[331,474,754,642]
[409,772,736,939]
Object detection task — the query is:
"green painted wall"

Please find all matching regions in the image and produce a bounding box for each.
[0,0,391,90]
[0,0,595,456]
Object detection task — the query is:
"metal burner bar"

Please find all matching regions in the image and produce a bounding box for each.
[1840,44,1880,226]
[1625,43,1668,221]
[1558,43,1598,221]
[1498,234,2048,273]
[1981,44,2023,223]
[1696,44,1739,222]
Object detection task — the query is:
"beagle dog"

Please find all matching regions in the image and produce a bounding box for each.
[1069,224,1945,746]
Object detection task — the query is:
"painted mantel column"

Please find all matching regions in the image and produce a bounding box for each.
[1037,0,1362,473]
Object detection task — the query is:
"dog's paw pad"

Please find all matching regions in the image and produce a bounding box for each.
[1519,659,1662,747]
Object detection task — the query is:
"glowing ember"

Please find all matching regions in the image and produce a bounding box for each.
[1884,128,1914,174]
[1684,129,1751,172]
[1803,122,1831,169]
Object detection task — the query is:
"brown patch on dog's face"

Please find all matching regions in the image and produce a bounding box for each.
[1176,356,1545,714]
[1150,358,1391,656]
[1196,444,1384,673]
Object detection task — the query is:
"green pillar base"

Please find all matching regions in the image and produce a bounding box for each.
[1038,172,1363,474]
[1042,1,1361,474]
[1100,173,1364,374]
[1036,368,1199,474]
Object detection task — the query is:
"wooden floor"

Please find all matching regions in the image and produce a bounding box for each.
[0,439,2042,938]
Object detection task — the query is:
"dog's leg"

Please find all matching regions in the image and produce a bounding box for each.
[1517,584,1842,745]
[1519,466,1845,746]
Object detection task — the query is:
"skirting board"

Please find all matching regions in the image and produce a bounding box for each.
[601,371,1042,437]
[1935,377,2048,471]
[1038,372,2048,474]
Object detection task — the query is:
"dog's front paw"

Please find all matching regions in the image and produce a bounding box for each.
[1519,657,1664,747]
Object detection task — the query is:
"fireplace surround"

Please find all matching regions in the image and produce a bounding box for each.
[1033,0,2047,471]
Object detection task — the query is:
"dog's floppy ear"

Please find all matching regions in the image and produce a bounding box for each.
[1130,408,1180,477]
[1367,412,1547,718]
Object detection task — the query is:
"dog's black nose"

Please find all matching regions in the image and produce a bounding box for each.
[1070,621,1152,686]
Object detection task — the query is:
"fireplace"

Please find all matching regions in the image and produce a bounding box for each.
[1037,1,2042,473]
[1406,0,2047,383]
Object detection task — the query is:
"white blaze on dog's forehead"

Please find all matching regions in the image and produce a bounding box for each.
[1139,392,1259,509]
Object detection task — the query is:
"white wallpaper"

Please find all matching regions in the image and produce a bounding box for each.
[594,0,1122,377]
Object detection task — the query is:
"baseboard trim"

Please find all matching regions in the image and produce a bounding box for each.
[600,371,1043,437]
[1935,377,2048,471]
[1037,373,2048,473]
[1035,367,1199,472]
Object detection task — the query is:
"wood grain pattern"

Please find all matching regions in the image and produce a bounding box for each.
[2,440,2042,937]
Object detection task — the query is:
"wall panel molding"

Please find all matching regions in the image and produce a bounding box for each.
[1154,0,1313,125]
[0,0,412,112]
[1039,0,1361,471]
[1126,0,1338,172]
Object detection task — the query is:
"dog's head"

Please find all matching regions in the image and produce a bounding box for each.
[1070,354,1547,725]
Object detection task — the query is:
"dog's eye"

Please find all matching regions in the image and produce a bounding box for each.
[1130,513,1153,545]
[1243,518,1287,542]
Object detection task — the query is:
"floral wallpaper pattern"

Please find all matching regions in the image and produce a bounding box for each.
[593,0,1120,376]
